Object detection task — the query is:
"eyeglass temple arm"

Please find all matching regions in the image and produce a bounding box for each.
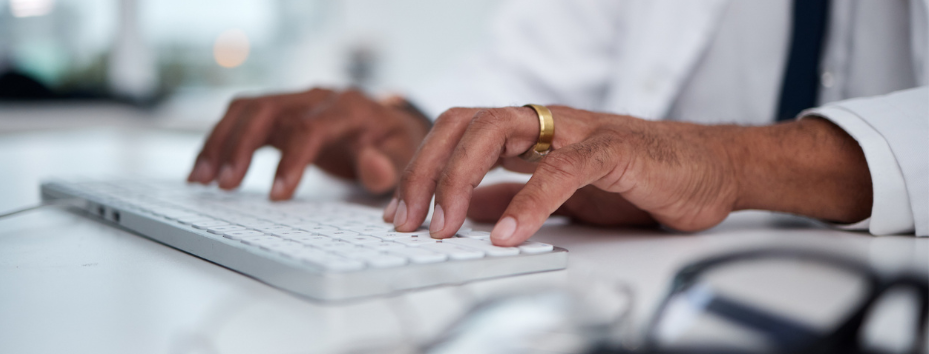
[702,293,821,352]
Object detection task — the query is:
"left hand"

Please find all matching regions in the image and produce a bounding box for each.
[384,105,742,246]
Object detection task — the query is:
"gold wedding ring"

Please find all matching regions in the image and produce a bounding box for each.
[519,104,554,162]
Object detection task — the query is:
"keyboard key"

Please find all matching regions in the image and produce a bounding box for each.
[317,230,360,239]
[162,212,200,220]
[456,230,490,240]
[253,225,292,233]
[289,222,323,230]
[239,234,283,248]
[344,226,393,234]
[290,235,337,246]
[237,220,278,229]
[223,230,265,240]
[177,217,216,225]
[518,241,554,254]
[334,247,382,258]
[272,230,314,239]
[366,241,407,251]
[262,240,309,254]
[316,241,362,252]
[379,230,432,238]
[192,220,231,229]
[174,214,209,222]
[392,236,438,246]
[442,237,519,256]
[207,225,247,234]
[298,225,340,233]
[388,247,448,264]
[341,235,383,245]
[420,243,485,260]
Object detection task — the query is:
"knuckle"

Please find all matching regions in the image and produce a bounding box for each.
[341,88,365,99]
[399,167,431,189]
[229,97,250,108]
[306,87,332,96]
[539,153,581,180]
[435,107,471,126]
[436,168,468,191]
[472,108,501,123]
[469,109,506,132]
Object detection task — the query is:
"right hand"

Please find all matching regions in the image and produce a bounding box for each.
[187,88,431,200]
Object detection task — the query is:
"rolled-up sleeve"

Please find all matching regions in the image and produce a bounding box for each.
[802,86,928,236]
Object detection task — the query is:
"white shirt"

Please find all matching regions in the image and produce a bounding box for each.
[408,0,928,236]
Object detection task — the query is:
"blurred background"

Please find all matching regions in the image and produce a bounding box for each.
[0,0,500,131]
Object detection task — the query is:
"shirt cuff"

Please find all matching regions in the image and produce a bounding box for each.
[800,106,916,235]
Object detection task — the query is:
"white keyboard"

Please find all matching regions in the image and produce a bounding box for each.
[40,180,567,301]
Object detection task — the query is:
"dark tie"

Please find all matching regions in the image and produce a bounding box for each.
[775,0,831,121]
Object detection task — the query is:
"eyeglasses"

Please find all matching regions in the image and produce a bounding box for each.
[421,248,927,354]
[597,248,928,354]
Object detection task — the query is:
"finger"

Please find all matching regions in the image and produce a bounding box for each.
[355,112,423,195]
[499,156,538,174]
[269,125,328,201]
[189,89,334,184]
[267,100,360,200]
[390,107,480,230]
[188,98,249,184]
[216,90,336,190]
[490,137,616,246]
[215,103,279,190]
[355,145,397,195]
[429,107,540,238]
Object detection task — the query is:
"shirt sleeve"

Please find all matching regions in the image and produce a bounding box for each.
[404,0,625,119]
[801,86,928,236]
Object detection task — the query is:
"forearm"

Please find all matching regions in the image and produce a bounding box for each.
[730,118,873,223]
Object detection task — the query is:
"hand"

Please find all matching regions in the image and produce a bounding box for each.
[385,105,872,247]
[188,89,431,200]
[384,106,742,246]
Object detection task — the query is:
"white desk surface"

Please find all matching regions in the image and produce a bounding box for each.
[1,127,926,354]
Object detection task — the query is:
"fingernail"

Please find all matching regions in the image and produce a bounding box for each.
[218,165,235,186]
[190,160,211,182]
[393,200,408,228]
[271,178,285,198]
[429,204,445,236]
[383,197,399,221]
[491,216,517,243]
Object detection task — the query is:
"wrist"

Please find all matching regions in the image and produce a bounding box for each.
[725,119,872,222]
[705,124,753,213]
[726,125,765,212]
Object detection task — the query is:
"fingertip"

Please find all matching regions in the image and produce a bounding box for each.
[393,200,409,230]
[429,204,445,236]
[188,159,213,184]
[217,165,237,189]
[357,147,398,195]
[269,178,291,201]
[490,216,519,246]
